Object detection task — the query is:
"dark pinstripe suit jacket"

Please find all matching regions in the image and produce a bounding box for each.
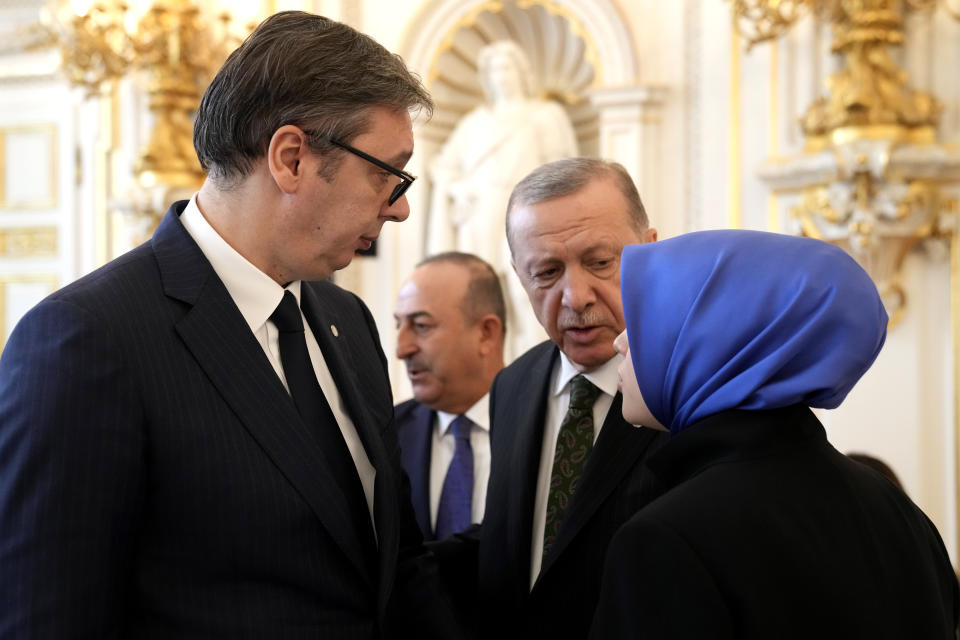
[394,399,436,540]
[0,201,457,639]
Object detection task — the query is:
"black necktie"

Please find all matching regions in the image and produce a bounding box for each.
[270,291,375,552]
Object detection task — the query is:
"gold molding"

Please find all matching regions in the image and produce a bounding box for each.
[804,124,938,152]
[0,227,58,258]
[0,124,58,211]
[729,11,742,229]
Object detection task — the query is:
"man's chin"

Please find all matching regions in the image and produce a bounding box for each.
[410,384,439,406]
[561,342,616,372]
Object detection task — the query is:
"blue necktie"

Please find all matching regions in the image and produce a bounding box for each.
[434,415,474,539]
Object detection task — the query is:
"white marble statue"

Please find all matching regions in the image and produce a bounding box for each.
[429,40,578,360]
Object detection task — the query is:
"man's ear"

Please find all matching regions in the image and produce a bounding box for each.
[267,125,309,194]
[643,227,658,243]
[477,314,504,356]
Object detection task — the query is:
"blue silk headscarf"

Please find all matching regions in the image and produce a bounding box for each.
[621,230,888,434]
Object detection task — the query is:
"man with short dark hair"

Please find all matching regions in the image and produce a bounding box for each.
[0,12,458,638]
[392,253,506,541]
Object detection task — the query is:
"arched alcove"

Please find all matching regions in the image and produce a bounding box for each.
[415,1,602,154]
[401,0,639,91]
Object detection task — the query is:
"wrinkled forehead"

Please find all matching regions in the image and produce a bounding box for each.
[511,199,639,257]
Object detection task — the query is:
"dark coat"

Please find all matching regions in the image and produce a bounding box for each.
[452,341,667,639]
[0,201,457,639]
[394,398,436,540]
[590,405,960,639]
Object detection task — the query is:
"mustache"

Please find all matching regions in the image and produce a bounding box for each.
[404,357,429,372]
[557,308,611,330]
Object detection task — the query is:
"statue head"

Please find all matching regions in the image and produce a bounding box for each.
[477,40,533,104]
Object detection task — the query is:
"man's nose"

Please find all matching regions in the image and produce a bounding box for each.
[560,268,597,312]
[395,326,417,359]
[383,191,410,222]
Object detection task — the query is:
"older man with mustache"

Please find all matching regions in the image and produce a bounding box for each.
[393,252,506,542]
[432,158,669,640]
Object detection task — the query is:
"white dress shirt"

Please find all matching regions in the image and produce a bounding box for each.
[180,194,377,527]
[529,351,623,588]
[429,394,491,530]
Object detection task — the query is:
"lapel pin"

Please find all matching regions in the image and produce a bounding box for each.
[330,324,339,338]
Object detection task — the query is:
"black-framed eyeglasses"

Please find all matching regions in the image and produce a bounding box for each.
[329,138,416,206]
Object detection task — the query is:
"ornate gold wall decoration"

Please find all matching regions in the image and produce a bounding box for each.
[30,0,257,233]
[736,0,960,324]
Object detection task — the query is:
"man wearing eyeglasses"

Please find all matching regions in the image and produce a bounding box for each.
[0,11,461,639]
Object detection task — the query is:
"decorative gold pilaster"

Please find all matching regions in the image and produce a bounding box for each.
[31,0,255,233]
[734,0,960,323]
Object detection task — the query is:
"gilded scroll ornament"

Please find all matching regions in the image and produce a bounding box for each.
[736,0,960,324]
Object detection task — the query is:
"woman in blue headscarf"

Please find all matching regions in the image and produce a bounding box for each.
[590,230,958,639]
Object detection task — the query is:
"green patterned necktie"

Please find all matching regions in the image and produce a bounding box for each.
[543,374,602,560]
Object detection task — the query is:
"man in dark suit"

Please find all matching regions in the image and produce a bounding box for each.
[393,253,506,541]
[0,12,459,639]
[435,158,668,639]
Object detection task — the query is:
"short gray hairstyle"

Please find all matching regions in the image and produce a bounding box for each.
[417,252,507,339]
[505,157,649,254]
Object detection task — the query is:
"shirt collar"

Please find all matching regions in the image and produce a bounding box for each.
[180,193,298,331]
[436,393,491,436]
[553,350,622,400]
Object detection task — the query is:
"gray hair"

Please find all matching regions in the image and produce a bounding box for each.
[505,157,649,254]
[194,11,433,187]
[417,252,507,339]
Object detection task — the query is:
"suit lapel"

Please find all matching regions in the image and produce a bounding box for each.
[405,404,435,540]
[153,205,375,586]
[538,393,660,578]
[299,285,389,470]
[498,345,558,601]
